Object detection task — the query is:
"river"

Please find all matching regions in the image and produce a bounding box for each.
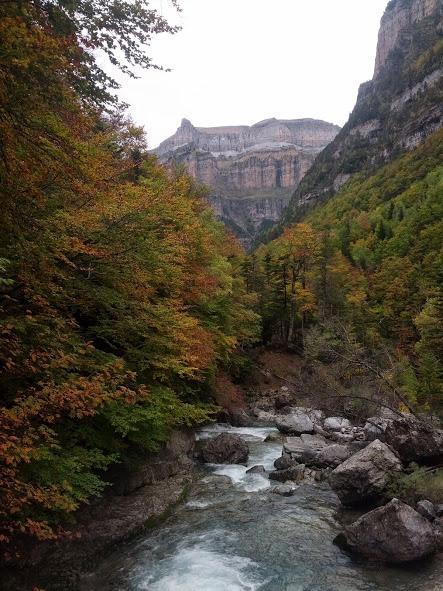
[86,425,443,590]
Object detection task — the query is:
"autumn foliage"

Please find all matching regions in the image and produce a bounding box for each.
[0,1,259,554]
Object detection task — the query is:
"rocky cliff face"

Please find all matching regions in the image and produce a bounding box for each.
[273,0,443,236]
[155,119,340,249]
[374,0,439,76]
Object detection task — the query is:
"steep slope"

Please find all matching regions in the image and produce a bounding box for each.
[268,0,443,238]
[155,118,340,248]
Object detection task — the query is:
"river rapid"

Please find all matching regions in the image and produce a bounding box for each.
[86,425,443,591]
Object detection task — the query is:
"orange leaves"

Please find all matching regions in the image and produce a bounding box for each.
[281,223,322,262]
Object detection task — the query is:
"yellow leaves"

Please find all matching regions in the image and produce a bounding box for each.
[281,223,322,261]
[346,288,367,308]
[295,286,317,314]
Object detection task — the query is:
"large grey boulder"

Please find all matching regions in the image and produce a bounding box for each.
[199,433,249,464]
[274,453,297,470]
[364,417,393,442]
[264,431,284,443]
[269,464,305,483]
[337,499,437,563]
[283,434,353,469]
[329,439,402,506]
[324,417,352,432]
[384,416,443,463]
[283,434,328,464]
[229,410,252,427]
[316,444,353,468]
[276,413,314,435]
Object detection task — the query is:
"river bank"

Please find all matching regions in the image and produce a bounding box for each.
[81,424,443,590]
[3,351,442,590]
[1,430,196,591]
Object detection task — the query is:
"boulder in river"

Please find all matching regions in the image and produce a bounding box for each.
[383,416,443,463]
[229,409,252,427]
[329,439,402,506]
[283,434,328,465]
[199,433,249,465]
[316,444,353,468]
[264,431,284,443]
[274,453,297,470]
[271,483,297,496]
[336,498,437,563]
[269,464,305,483]
[324,417,352,432]
[276,410,316,435]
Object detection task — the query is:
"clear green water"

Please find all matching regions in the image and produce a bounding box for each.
[85,426,443,591]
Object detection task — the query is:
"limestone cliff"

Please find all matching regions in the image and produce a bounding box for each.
[272,0,443,236]
[374,0,439,76]
[155,118,340,248]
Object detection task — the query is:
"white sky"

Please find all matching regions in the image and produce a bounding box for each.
[113,0,389,148]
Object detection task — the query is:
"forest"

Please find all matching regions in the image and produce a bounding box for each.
[0,0,442,572]
[0,0,259,555]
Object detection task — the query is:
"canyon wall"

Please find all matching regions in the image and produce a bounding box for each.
[275,0,443,235]
[155,118,340,249]
[374,0,439,76]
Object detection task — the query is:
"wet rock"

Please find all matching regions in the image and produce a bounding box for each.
[199,433,249,465]
[271,483,297,496]
[252,410,279,427]
[246,465,267,475]
[329,439,402,507]
[313,424,329,438]
[230,410,252,427]
[314,470,324,482]
[416,500,436,521]
[329,432,356,444]
[276,412,314,435]
[269,464,305,483]
[384,416,443,463]
[364,417,393,442]
[348,440,369,454]
[316,444,353,468]
[274,453,297,470]
[337,499,437,563]
[284,434,328,465]
[264,431,284,443]
[324,417,352,432]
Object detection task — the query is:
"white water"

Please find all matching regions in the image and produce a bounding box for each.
[141,533,262,591]
[197,424,278,442]
[87,425,443,591]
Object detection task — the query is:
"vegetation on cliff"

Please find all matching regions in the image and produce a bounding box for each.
[263,0,442,241]
[0,0,259,554]
[248,129,442,414]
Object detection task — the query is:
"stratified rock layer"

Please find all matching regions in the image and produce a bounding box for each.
[154,118,340,249]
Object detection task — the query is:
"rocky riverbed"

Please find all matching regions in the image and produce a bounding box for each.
[82,419,443,590]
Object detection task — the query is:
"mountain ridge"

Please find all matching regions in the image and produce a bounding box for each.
[264,0,443,242]
[154,117,340,248]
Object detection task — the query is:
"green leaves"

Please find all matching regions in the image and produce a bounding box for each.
[0,258,14,287]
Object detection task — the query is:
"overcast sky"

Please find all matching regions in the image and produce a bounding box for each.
[113,0,389,148]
